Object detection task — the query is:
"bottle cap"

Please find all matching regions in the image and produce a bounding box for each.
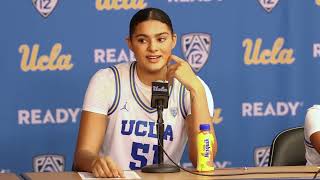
[199,124,210,131]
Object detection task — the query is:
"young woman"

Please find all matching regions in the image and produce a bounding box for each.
[73,7,217,178]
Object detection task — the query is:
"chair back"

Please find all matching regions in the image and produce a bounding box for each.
[269,126,306,166]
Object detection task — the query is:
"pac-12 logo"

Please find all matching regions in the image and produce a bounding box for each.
[254,146,270,167]
[32,0,58,18]
[33,155,65,172]
[258,0,279,13]
[181,33,211,72]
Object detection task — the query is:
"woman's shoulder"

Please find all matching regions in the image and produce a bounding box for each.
[305,105,320,123]
[93,62,133,77]
[308,105,320,111]
[305,105,320,135]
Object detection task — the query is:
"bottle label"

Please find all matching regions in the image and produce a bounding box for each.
[197,132,215,172]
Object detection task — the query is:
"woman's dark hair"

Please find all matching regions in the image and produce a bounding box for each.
[129,7,174,38]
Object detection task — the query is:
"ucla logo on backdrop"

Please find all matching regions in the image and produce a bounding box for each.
[254,146,270,167]
[32,0,58,18]
[242,101,303,117]
[242,37,295,65]
[316,0,320,6]
[33,155,65,172]
[258,0,279,13]
[181,33,211,72]
[19,43,73,72]
[314,43,320,58]
[96,0,147,11]
[94,48,135,64]
[18,108,80,125]
[212,108,223,124]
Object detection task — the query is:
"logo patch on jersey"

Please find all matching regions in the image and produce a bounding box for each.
[120,102,129,112]
[32,0,58,18]
[33,154,65,172]
[258,0,279,13]
[170,107,178,118]
[254,146,270,167]
[181,33,211,72]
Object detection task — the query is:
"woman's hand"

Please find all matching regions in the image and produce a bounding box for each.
[91,156,124,178]
[167,55,203,93]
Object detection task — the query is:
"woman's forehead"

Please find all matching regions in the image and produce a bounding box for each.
[133,20,171,37]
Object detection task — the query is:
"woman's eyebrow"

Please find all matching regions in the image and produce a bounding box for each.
[155,32,170,36]
[134,32,170,38]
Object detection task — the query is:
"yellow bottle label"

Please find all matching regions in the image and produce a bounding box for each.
[196,132,215,172]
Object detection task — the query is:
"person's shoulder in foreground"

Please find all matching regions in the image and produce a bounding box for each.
[305,105,320,165]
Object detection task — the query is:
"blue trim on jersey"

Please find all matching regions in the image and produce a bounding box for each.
[129,62,174,114]
[108,66,121,115]
[182,86,188,117]
[305,138,314,148]
[169,80,174,98]
[130,62,157,113]
[179,84,187,119]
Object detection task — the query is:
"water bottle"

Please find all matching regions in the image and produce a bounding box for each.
[196,123,215,172]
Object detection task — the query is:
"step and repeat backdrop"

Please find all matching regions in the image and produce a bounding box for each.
[1,0,320,173]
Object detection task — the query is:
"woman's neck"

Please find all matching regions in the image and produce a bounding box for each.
[136,64,167,87]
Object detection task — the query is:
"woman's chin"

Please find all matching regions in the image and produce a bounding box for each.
[146,64,167,73]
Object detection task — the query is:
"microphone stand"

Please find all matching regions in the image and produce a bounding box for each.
[157,104,164,164]
[141,100,180,173]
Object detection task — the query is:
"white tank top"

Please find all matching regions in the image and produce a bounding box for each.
[83,62,214,170]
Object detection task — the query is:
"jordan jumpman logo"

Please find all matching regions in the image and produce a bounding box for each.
[120,102,129,111]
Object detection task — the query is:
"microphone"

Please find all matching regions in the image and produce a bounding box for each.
[151,81,169,110]
[141,80,180,173]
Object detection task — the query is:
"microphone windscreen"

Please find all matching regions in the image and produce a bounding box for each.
[151,81,169,109]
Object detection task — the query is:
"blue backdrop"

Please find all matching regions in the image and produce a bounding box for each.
[1,0,320,173]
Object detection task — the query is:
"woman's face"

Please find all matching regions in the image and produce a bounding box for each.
[127,20,177,74]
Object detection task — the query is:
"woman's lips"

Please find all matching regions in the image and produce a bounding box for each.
[146,55,162,63]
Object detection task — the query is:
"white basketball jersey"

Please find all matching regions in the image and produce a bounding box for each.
[88,62,191,170]
[82,62,213,170]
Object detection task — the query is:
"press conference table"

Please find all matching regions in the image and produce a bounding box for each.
[0,173,21,180]
[20,166,320,180]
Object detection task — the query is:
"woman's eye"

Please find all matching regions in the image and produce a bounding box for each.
[138,39,147,43]
[158,37,166,42]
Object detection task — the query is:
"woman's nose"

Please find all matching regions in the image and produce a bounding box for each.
[147,40,158,52]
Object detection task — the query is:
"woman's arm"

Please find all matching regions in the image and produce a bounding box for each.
[73,110,124,178]
[310,132,320,154]
[185,83,217,167]
[167,55,217,167]
[73,111,107,171]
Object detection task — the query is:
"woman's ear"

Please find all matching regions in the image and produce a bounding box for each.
[172,33,177,49]
[126,37,133,51]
